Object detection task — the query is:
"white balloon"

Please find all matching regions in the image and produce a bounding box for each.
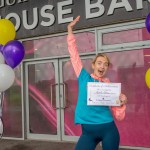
[0,118,3,136]
[0,64,15,92]
[0,53,4,64]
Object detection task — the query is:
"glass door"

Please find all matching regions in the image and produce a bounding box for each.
[59,56,94,141]
[24,59,61,140]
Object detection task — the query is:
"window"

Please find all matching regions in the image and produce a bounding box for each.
[98,21,150,52]
[23,31,95,59]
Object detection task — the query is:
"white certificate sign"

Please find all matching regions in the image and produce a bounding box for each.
[87,82,121,106]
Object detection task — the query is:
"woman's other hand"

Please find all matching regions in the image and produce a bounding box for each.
[119,93,127,106]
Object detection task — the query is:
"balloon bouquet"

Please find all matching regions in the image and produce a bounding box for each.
[145,13,150,89]
[0,19,25,137]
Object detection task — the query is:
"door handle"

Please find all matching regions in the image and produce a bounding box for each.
[0,92,4,117]
[50,83,59,109]
[60,83,68,109]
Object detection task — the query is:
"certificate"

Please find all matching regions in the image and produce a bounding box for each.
[87,82,121,106]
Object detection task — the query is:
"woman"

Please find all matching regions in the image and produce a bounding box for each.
[67,16,127,150]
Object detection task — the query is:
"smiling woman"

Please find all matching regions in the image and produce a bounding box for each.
[67,16,127,150]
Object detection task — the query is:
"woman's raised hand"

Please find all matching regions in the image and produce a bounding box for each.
[68,16,80,34]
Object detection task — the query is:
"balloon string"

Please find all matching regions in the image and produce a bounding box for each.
[0,92,4,138]
[0,92,4,117]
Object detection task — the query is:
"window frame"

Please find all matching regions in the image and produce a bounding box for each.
[97,20,150,52]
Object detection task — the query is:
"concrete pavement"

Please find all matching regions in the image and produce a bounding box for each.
[0,139,134,150]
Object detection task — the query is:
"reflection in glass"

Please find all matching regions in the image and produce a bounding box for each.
[2,66,22,138]
[102,28,150,45]
[106,49,150,147]
[28,62,57,135]
[23,31,95,59]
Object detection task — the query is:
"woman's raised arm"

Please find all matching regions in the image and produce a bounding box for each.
[67,16,83,77]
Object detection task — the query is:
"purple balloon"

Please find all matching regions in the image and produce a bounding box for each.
[145,13,150,33]
[2,40,25,68]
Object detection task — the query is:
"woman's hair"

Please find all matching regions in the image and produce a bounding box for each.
[92,53,110,66]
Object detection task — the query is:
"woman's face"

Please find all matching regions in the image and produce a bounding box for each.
[92,56,109,78]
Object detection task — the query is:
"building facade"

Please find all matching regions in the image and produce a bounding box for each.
[0,0,150,149]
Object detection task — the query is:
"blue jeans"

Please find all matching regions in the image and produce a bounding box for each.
[75,121,120,150]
